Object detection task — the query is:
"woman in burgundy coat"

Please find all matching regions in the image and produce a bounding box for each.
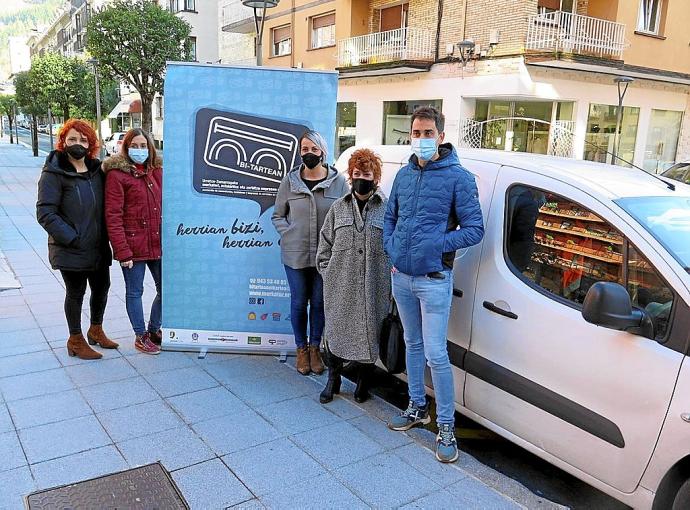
[104,128,163,355]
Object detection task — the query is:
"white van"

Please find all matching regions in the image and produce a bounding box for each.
[335,145,690,510]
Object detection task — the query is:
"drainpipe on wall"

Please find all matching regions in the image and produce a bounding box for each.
[434,0,443,62]
[290,0,295,68]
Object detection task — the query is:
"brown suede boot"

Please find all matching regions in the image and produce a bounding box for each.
[87,325,119,349]
[296,347,311,375]
[67,334,103,360]
[309,345,325,375]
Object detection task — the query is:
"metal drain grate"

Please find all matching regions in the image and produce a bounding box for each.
[25,462,189,509]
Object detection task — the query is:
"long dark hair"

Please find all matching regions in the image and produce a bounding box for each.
[121,128,158,168]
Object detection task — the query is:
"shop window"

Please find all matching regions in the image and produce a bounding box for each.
[506,185,673,338]
[272,25,291,57]
[637,0,663,34]
[336,102,356,158]
[643,109,683,174]
[311,13,335,49]
[382,99,442,145]
[584,103,639,167]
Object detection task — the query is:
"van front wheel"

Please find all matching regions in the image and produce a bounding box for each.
[672,478,690,510]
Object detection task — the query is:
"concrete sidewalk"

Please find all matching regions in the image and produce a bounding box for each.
[0,138,560,509]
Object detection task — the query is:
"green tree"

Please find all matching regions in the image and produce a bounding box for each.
[86,0,192,133]
[69,74,120,122]
[0,94,17,144]
[30,52,91,121]
[14,70,49,157]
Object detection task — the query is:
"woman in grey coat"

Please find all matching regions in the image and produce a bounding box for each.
[271,131,349,376]
[317,148,391,404]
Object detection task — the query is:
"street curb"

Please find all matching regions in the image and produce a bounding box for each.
[17,140,48,157]
[0,248,21,292]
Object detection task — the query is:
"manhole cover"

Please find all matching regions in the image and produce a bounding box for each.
[25,462,189,509]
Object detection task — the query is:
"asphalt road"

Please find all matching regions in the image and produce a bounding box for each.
[14,127,54,155]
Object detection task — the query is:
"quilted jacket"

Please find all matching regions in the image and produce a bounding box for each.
[383,143,484,276]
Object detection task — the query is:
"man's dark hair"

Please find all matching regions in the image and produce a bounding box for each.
[410,106,445,133]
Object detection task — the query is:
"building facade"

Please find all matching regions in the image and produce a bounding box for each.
[223,0,690,171]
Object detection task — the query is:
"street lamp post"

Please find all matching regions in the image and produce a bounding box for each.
[612,76,634,165]
[87,58,104,160]
[241,0,279,66]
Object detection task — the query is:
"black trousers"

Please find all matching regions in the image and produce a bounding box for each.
[59,266,111,335]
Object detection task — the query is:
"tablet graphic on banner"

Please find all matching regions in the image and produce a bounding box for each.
[194,109,309,214]
[160,63,338,354]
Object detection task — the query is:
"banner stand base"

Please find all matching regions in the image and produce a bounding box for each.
[279,351,288,363]
[197,348,208,359]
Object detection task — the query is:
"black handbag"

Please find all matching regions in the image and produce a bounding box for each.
[379,298,406,374]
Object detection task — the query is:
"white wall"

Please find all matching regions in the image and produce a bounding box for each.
[337,60,690,169]
[177,0,220,63]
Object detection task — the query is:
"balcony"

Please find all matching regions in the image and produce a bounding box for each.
[337,27,435,76]
[526,11,626,60]
[221,0,254,34]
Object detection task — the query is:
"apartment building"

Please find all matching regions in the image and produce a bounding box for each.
[222,0,690,171]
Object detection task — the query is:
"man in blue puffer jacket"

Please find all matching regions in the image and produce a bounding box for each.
[384,106,484,463]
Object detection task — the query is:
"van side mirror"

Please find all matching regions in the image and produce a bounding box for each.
[582,282,655,340]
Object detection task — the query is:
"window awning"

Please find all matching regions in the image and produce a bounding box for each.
[107,99,142,119]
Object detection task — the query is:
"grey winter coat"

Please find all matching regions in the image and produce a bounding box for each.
[316,189,391,363]
[272,165,349,269]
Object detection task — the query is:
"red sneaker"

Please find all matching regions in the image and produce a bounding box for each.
[135,332,161,355]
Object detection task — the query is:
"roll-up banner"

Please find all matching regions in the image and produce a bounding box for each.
[161,62,338,354]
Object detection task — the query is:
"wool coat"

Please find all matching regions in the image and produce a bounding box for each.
[103,153,163,262]
[316,189,391,363]
[36,150,112,271]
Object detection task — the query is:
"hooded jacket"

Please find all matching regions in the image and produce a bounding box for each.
[103,152,163,262]
[383,143,484,276]
[36,150,112,271]
[271,164,349,269]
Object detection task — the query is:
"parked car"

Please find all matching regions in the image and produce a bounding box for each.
[51,123,62,136]
[104,131,126,156]
[37,124,48,134]
[662,162,690,186]
[336,145,690,510]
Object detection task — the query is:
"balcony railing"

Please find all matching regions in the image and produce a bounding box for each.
[337,27,434,68]
[526,11,626,60]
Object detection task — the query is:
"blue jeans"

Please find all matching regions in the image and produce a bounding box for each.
[122,260,162,336]
[284,265,324,349]
[392,269,455,426]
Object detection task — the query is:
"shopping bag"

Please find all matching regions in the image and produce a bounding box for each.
[379,298,406,374]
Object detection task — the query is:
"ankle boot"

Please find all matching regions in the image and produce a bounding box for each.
[296,347,311,375]
[67,333,103,360]
[319,357,343,404]
[309,345,325,375]
[354,363,373,403]
[87,324,119,349]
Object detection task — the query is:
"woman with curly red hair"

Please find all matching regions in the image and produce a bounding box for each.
[36,119,118,360]
[316,148,391,404]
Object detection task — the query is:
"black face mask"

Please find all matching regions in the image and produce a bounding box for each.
[65,144,88,160]
[352,178,376,196]
[302,152,321,170]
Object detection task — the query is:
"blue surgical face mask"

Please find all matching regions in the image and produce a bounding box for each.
[128,148,149,164]
[411,137,438,161]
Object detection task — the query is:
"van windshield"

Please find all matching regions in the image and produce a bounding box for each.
[616,196,690,273]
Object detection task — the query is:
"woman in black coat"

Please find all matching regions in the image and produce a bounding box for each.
[36,119,118,360]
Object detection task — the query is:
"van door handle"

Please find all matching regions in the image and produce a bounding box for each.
[483,301,518,320]
[453,288,463,298]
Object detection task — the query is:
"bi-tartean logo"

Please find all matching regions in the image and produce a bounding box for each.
[193,108,311,214]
